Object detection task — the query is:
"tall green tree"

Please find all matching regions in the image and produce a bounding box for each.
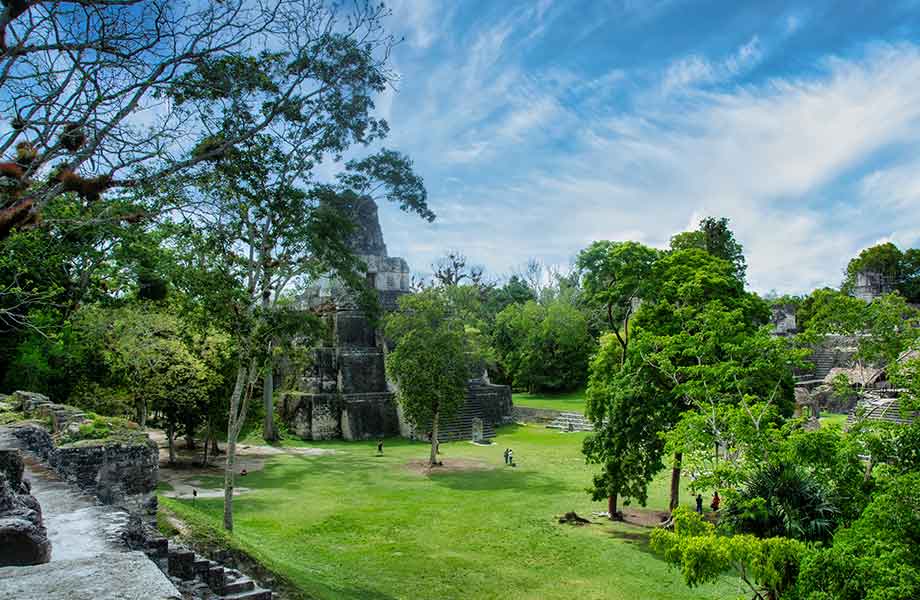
[670,217,747,282]
[385,287,482,466]
[576,240,658,363]
[158,12,433,530]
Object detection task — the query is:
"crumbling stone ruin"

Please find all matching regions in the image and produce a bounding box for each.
[4,391,158,514]
[279,196,512,442]
[853,268,896,303]
[0,448,50,566]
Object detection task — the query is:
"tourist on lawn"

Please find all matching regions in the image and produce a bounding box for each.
[503,448,509,464]
[695,494,703,514]
[710,491,720,512]
[508,449,514,467]
[377,441,384,455]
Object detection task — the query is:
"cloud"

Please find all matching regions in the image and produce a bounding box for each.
[660,36,763,95]
[377,6,920,295]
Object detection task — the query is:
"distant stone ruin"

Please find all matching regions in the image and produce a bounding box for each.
[853,269,895,303]
[279,196,512,442]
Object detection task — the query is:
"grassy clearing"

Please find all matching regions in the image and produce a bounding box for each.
[162,424,739,600]
[819,413,849,428]
[512,389,587,414]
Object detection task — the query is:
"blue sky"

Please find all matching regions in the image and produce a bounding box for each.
[368,0,920,294]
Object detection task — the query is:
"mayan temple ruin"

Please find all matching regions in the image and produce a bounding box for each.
[279,196,512,442]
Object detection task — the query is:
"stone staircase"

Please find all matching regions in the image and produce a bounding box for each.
[131,522,273,600]
[435,398,496,442]
[546,412,594,433]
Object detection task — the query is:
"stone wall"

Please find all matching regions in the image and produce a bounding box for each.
[512,406,562,424]
[6,392,158,514]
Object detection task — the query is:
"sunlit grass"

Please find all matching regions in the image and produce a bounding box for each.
[162,424,740,600]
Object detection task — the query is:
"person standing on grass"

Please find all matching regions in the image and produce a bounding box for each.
[508,448,514,466]
[695,494,703,514]
[710,491,720,512]
[377,441,384,455]
[503,448,509,464]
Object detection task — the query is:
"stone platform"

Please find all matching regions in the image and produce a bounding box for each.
[0,551,180,599]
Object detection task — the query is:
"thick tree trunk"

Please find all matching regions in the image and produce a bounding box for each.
[185,430,196,450]
[166,421,176,465]
[429,410,440,466]
[669,452,683,512]
[608,493,619,519]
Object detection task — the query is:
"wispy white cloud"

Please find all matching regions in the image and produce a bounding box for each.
[381,38,920,293]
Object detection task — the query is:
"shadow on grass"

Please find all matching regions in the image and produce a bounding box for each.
[427,465,565,493]
[606,525,658,556]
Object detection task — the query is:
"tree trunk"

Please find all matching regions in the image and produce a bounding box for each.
[224,364,252,532]
[136,398,147,428]
[202,418,211,466]
[429,409,440,466]
[185,430,196,450]
[262,356,277,442]
[210,436,221,456]
[669,452,683,512]
[223,433,238,532]
[608,493,619,519]
[166,421,176,465]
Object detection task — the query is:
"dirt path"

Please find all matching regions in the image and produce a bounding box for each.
[148,429,335,499]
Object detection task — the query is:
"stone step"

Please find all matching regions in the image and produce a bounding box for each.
[220,589,272,600]
[223,576,256,595]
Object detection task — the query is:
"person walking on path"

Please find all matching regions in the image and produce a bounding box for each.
[695,494,703,514]
[710,491,720,512]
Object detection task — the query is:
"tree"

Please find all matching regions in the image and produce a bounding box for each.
[385,288,480,466]
[670,217,747,282]
[841,242,920,302]
[149,6,433,528]
[651,507,806,600]
[493,294,592,393]
[583,333,667,518]
[584,248,782,516]
[431,250,484,287]
[722,462,838,543]
[576,240,658,363]
[792,473,920,600]
[2,1,399,239]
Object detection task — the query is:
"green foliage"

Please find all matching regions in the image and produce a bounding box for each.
[842,242,920,302]
[576,240,658,335]
[493,295,593,393]
[58,413,139,445]
[722,462,838,542]
[792,473,920,600]
[669,217,747,282]
[802,289,920,366]
[583,246,794,512]
[385,287,480,433]
[652,507,805,599]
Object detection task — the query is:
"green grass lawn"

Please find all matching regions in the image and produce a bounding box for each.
[819,413,849,428]
[512,389,587,414]
[162,425,740,600]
